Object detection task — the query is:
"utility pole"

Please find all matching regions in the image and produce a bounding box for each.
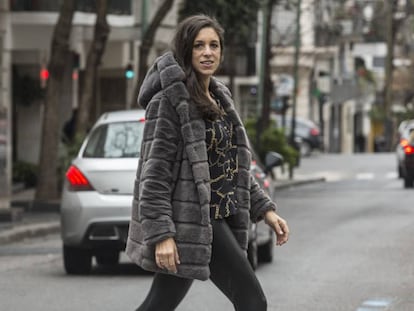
[256,0,270,151]
[257,0,269,120]
[290,0,302,148]
[383,0,396,151]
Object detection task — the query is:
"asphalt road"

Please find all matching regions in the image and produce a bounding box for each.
[1,153,413,311]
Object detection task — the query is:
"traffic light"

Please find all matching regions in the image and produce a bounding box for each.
[40,65,49,88]
[40,68,49,80]
[73,53,80,69]
[125,63,134,79]
[72,52,80,81]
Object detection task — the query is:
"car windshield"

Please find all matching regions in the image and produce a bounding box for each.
[83,121,144,158]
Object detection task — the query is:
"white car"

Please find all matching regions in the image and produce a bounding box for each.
[61,110,146,274]
[61,109,283,274]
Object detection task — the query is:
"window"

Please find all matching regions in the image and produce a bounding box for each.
[83,121,144,158]
[373,56,385,68]
[11,0,132,14]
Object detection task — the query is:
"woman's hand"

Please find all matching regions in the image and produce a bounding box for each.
[264,210,289,246]
[155,237,180,273]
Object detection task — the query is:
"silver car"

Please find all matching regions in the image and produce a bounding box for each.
[61,109,282,274]
[61,109,146,274]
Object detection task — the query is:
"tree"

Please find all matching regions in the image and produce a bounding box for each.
[76,0,110,138]
[179,0,260,92]
[35,0,75,200]
[131,0,175,107]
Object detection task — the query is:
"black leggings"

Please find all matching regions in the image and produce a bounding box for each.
[135,219,267,311]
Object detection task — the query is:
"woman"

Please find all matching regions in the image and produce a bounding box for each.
[126,14,289,311]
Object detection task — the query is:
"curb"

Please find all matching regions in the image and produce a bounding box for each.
[0,221,61,245]
[274,176,326,190]
[11,199,61,212]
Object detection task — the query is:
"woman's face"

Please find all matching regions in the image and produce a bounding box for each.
[191,27,221,83]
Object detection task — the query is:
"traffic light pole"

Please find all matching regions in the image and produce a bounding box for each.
[290,0,302,147]
[256,0,270,151]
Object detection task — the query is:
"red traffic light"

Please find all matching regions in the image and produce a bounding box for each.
[40,68,50,80]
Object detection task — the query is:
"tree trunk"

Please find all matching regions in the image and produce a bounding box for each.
[35,0,75,200]
[131,0,174,108]
[76,0,110,138]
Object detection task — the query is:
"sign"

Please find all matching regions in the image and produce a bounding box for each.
[275,74,294,97]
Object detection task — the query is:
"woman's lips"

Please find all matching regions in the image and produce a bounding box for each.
[200,61,214,68]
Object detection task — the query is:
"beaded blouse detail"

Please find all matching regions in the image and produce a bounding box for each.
[205,99,239,219]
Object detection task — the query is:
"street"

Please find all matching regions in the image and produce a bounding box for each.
[1,153,414,311]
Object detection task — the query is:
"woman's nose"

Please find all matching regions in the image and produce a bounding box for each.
[203,46,212,55]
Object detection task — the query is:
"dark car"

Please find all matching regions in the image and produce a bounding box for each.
[396,124,414,188]
[272,114,323,156]
[247,151,283,270]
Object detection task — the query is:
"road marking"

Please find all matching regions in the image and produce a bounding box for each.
[356,298,394,311]
[355,172,398,181]
[295,171,399,183]
[356,173,375,180]
[386,171,398,179]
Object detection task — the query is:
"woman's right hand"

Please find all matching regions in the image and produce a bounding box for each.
[155,237,180,273]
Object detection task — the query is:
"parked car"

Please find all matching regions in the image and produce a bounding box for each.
[272,114,323,156]
[61,109,283,274]
[397,119,414,139]
[247,151,283,270]
[396,124,414,188]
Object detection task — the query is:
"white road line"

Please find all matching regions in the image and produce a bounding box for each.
[355,173,375,180]
[386,171,398,179]
[356,298,394,311]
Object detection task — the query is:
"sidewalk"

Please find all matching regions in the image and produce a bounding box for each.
[0,188,61,244]
[0,172,325,245]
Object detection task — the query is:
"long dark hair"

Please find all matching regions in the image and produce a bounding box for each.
[172,15,224,120]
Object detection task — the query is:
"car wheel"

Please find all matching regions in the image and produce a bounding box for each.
[247,240,258,270]
[95,251,120,266]
[404,176,413,188]
[300,141,311,157]
[258,234,274,263]
[63,245,92,275]
[397,165,404,178]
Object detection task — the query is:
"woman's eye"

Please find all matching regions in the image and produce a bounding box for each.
[194,44,204,50]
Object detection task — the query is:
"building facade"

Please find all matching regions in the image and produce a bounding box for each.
[10,0,180,165]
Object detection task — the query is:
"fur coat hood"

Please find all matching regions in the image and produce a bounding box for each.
[126,52,276,281]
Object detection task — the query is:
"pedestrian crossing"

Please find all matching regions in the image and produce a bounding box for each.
[355,171,397,181]
[355,172,399,180]
[355,298,394,311]
[297,171,399,182]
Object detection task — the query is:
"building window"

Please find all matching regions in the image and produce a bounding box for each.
[10,0,61,12]
[372,56,385,68]
[10,0,132,15]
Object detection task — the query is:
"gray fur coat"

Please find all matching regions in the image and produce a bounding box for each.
[126,52,277,281]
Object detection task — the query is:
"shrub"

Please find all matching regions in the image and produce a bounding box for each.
[13,161,38,187]
[244,118,299,170]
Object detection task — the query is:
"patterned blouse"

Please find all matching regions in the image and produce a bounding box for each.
[205,98,239,219]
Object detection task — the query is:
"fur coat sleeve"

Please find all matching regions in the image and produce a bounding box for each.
[135,93,181,245]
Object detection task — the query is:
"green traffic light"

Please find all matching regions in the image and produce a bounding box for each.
[125,70,134,79]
